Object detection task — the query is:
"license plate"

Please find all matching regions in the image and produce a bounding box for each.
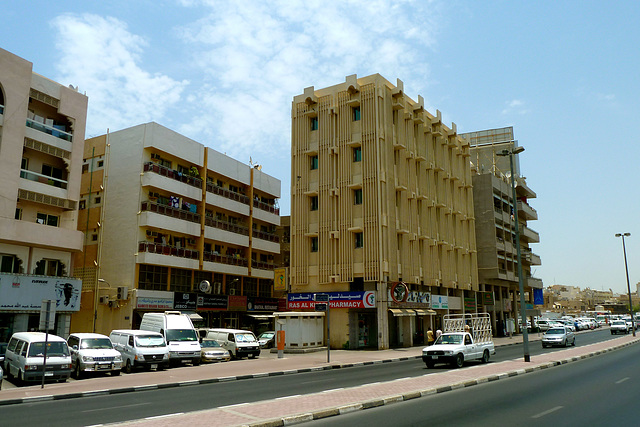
[432,356,438,360]
[181,359,189,364]
[151,364,158,369]
[98,364,111,370]
[45,372,53,377]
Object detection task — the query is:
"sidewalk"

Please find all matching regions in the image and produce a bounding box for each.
[2,332,637,426]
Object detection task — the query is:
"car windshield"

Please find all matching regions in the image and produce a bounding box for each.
[235,333,257,343]
[28,341,69,357]
[201,340,221,349]
[166,329,199,342]
[612,321,625,325]
[437,334,463,345]
[135,335,166,347]
[546,328,565,335]
[259,332,275,340]
[80,338,113,349]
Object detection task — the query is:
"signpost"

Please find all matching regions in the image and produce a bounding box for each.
[314,294,330,362]
[39,299,55,389]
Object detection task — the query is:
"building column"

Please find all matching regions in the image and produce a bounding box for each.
[376,281,389,349]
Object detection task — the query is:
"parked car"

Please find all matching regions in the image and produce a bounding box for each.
[536,320,552,332]
[0,342,7,363]
[110,330,170,373]
[200,339,231,363]
[610,320,629,335]
[542,327,575,348]
[204,329,260,359]
[257,331,276,349]
[3,332,72,384]
[0,363,3,389]
[139,311,201,366]
[67,333,122,378]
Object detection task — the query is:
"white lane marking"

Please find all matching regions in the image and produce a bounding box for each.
[322,387,345,392]
[145,412,184,420]
[532,406,563,419]
[219,402,249,409]
[82,402,150,413]
[276,394,300,400]
[616,377,629,384]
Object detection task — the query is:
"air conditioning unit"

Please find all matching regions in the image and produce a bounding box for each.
[99,296,109,304]
[117,286,128,300]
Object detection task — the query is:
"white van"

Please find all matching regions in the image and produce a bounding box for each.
[109,329,170,373]
[139,311,201,366]
[67,333,122,378]
[205,328,260,359]
[3,332,72,383]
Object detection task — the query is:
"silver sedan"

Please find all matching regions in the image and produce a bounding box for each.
[542,327,576,348]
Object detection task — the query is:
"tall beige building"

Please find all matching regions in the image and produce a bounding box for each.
[291,74,478,350]
[462,127,542,335]
[0,48,87,340]
[72,122,281,335]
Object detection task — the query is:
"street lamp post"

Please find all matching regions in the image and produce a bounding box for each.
[497,146,530,362]
[615,233,635,337]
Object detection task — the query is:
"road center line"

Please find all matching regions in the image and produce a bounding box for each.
[616,377,629,384]
[145,413,184,420]
[532,406,563,419]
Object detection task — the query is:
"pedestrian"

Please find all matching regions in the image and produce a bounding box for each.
[427,328,434,345]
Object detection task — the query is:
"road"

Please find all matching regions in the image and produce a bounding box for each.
[309,333,640,427]
[0,328,618,426]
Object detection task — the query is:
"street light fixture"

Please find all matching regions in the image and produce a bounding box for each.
[497,145,530,362]
[615,233,635,337]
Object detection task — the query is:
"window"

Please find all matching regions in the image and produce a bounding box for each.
[79,200,86,210]
[95,196,101,204]
[355,232,363,248]
[1,255,20,273]
[97,160,104,168]
[353,147,362,162]
[92,234,98,241]
[15,208,22,220]
[311,237,318,253]
[170,268,192,293]
[353,106,361,121]
[36,213,59,227]
[310,155,318,170]
[34,259,61,276]
[138,264,169,291]
[310,196,319,211]
[21,158,29,170]
[82,163,89,173]
[311,117,318,131]
[42,164,63,180]
[354,189,363,205]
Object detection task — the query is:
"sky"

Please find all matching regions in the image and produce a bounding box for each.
[2,0,638,295]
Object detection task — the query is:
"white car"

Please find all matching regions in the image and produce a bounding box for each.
[67,333,122,378]
[610,320,629,335]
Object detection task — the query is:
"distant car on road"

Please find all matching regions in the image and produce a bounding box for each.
[610,320,629,335]
[542,327,575,348]
[257,331,276,349]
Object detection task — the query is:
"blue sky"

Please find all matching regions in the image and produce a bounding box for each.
[2,0,638,294]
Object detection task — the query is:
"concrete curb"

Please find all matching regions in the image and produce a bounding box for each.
[242,338,639,427]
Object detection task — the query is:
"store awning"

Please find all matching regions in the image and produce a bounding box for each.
[183,311,203,322]
[414,309,437,316]
[248,314,275,319]
[389,308,416,317]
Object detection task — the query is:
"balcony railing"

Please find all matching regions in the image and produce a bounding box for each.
[20,169,68,189]
[143,162,203,189]
[206,182,250,205]
[203,251,248,267]
[204,217,250,236]
[141,201,201,224]
[252,229,280,243]
[138,242,199,259]
[26,118,73,142]
[252,260,277,270]
[254,199,280,215]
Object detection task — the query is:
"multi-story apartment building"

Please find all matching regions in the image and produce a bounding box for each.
[0,48,87,340]
[462,127,542,336]
[291,74,478,350]
[71,122,281,335]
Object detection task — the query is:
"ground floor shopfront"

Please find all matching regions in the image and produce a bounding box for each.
[0,273,82,340]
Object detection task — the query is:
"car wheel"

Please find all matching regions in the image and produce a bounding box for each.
[425,360,435,368]
[572,338,576,347]
[453,354,464,369]
[74,363,83,379]
[18,370,24,385]
[193,358,201,366]
[564,339,568,347]
[542,343,547,348]
[112,369,121,376]
[125,359,133,374]
[481,350,490,364]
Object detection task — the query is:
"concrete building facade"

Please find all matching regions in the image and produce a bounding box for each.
[290,74,478,350]
[0,48,87,340]
[71,122,281,336]
[462,127,542,336]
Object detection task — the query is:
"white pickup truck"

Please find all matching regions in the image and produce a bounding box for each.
[422,313,495,368]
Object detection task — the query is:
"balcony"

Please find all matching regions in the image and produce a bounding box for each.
[206,182,250,205]
[252,260,277,270]
[141,201,201,224]
[253,198,280,215]
[252,229,279,243]
[519,224,540,243]
[143,162,202,189]
[138,241,199,260]
[205,217,250,236]
[203,251,248,267]
[522,248,542,265]
[20,169,68,189]
[26,118,73,142]
[517,200,538,221]
[526,276,543,289]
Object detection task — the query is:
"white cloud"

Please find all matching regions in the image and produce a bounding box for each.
[501,99,529,115]
[50,13,189,137]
